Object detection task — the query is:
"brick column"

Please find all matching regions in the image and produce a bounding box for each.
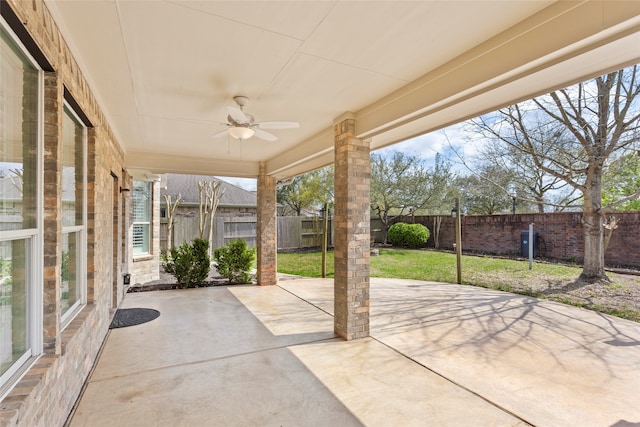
[256,162,277,286]
[334,115,370,340]
[43,72,63,354]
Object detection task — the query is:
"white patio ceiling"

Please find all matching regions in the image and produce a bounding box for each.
[44,1,640,179]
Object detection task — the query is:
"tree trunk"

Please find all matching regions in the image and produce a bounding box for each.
[536,196,544,213]
[164,194,181,250]
[580,210,607,282]
[433,216,442,249]
[207,182,222,258]
[381,217,390,244]
[198,182,206,239]
[579,171,609,283]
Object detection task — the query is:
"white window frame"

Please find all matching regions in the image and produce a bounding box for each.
[132,180,152,256]
[0,17,44,395]
[60,103,87,327]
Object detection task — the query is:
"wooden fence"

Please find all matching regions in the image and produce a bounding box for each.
[160,216,333,251]
[160,212,640,267]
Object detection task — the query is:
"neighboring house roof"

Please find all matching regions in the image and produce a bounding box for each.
[161,174,256,207]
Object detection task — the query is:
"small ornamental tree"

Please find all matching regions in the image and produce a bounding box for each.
[213,239,255,284]
[161,238,210,288]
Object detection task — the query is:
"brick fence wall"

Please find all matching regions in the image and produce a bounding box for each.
[373,211,640,269]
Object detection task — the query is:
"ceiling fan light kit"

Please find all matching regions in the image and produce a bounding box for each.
[228,126,255,140]
[212,96,299,141]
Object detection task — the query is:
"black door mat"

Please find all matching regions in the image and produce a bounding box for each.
[109,308,160,329]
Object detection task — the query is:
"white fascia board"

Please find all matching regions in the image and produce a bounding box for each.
[126,151,260,178]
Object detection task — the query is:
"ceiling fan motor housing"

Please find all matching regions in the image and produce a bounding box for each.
[233,95,250,108]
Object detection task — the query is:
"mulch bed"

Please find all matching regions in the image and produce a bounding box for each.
[127,270,254,293]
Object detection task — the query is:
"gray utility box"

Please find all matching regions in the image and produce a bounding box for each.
[520,231,538,257]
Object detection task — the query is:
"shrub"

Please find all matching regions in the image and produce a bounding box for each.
[161,238,211,288]
[388,222,409,246]
[213,239,256,284]
[405,223,430,248]
[388,222,430,248]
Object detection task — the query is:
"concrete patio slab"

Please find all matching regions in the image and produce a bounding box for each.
[281,278,640,427]
[286,337,527,427]
[90,285,335,382]
[69,277,640,427]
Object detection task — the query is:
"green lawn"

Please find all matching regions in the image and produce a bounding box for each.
[277,248,577,286]
[277,248,640,322]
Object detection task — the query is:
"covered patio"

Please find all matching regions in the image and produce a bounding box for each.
[42,0,640,341]
[2,2,640,425]
[69,277,640,426]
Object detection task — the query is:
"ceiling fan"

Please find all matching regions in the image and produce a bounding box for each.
[212,96,299,141]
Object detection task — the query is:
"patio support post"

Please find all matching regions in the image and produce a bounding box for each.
[256,161,277,286]
[333,114,370,340]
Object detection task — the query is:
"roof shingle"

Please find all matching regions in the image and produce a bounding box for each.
[161,174,256,207]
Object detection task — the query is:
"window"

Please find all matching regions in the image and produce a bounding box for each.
[60,105,86,322]
[0,22,42,388]
[133,180,151,255]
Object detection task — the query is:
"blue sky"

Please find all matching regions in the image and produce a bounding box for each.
[217,176,258,192]
[375,122,482,171]
[217,123,482,191]
[218,121,481,191]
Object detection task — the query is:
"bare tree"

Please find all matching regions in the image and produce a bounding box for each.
[477,133,580,212]
[197,181,208,239]
[455,163,514,214]
[471,65,640,283]
[206,181,224,258]
[371,151,454,243]
[163,194,182,250]
[197,180,225,257]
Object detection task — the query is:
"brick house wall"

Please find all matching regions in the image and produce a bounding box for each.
[375,211,640,268]
[0,1,131,426]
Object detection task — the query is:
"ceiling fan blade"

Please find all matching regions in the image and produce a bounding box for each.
[212,129,229,139]
[254,128,278,141]
[227,106,249,124]
[256,121,299,130]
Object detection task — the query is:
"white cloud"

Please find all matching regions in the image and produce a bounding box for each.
[373,121,489,174]
[216,176,257,191]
